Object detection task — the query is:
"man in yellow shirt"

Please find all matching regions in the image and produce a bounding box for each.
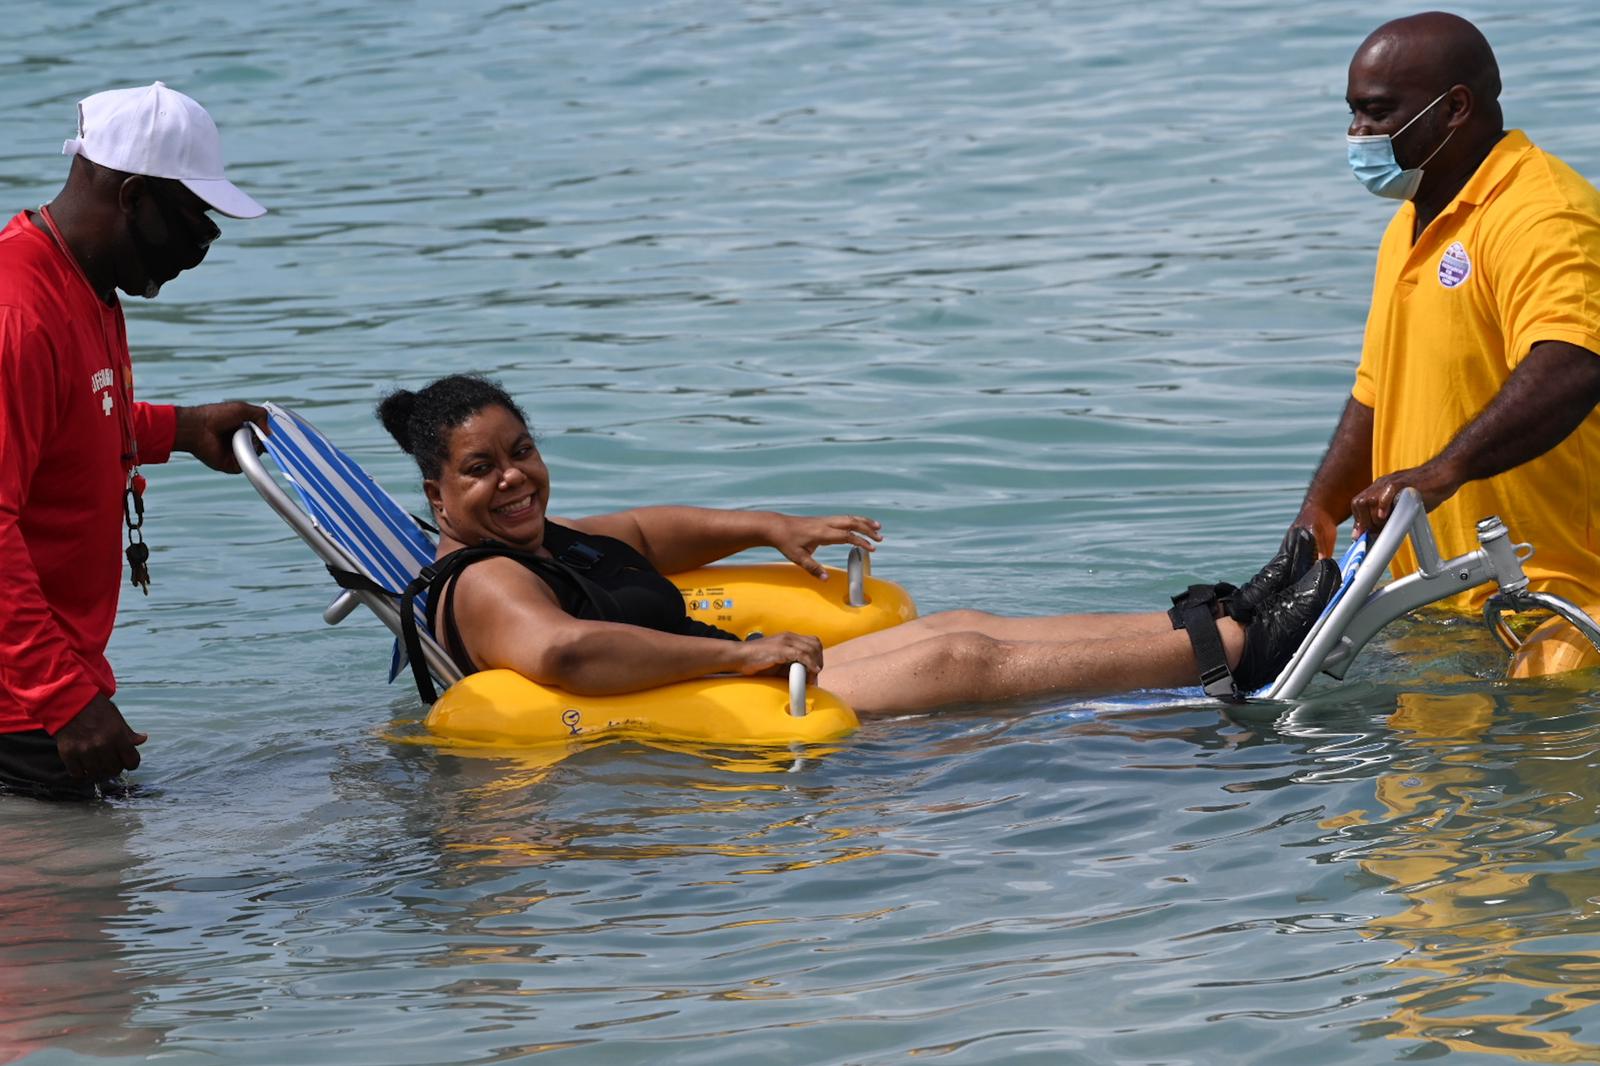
[1292,12,1600,674]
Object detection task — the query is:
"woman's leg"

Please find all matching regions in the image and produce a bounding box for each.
[825,608,1172,667]
[819,555,1343,716]
[824,526,1325,669]
[818,622,1244,717]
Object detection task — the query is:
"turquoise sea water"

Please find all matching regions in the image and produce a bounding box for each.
[8,2,1600,1062]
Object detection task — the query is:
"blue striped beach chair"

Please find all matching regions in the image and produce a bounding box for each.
[232,403,463,691]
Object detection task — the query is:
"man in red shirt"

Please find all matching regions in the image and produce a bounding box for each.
[0,82,269,798]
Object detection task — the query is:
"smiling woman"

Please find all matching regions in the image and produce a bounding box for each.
[378,376,1341,716]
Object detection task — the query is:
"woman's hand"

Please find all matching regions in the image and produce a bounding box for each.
[737,632,824,683]
[768,514,882,579]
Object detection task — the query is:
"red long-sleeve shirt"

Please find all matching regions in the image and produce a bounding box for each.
[0,212,175,734]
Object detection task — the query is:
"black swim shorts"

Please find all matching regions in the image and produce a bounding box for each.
[0,729,103,801]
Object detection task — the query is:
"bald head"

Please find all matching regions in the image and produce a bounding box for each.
[1343,12,1510,214]
[1354,12,1501,123]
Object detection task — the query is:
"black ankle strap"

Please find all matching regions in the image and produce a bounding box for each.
[1169,585,1241,702]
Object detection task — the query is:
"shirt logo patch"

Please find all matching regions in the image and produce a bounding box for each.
[90,366,115,416]
[1439,241,1472,288]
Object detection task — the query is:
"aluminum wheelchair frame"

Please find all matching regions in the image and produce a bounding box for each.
[1263,487,1600,699]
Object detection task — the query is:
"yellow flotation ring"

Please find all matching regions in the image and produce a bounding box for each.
[425,668,858,747]
[423,557,914,750]
[671,561,918,645]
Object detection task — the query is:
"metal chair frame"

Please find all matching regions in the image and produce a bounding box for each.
[1263,488,1600,699]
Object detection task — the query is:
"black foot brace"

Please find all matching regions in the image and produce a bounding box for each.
[1169,584,1240,701]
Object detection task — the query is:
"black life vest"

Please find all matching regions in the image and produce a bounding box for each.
[396,522,737,703]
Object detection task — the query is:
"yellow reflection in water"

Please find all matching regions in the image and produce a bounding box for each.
[1330,689,1600,1062]
[392,727,844,780]
[404,734,878,874]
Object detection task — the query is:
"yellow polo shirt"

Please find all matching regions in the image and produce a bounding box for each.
[1353,130,1600,613]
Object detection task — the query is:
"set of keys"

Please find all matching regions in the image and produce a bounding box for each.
[125,473,150,594]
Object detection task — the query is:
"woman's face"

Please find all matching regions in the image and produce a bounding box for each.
[426,403,551,549]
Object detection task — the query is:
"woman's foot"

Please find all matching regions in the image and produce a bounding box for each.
[1233,558,1342,691]
[1229,527,1318,624]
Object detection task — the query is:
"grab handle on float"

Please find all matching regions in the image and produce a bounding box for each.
[847,546,870,608]
[786,664,809,772]
[788,662,807,717]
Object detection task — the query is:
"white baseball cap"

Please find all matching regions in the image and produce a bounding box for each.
[61,81,266,219]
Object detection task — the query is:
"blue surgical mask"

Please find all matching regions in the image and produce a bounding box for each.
[1346,89,1455,200]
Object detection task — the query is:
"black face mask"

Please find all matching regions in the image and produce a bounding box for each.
[127,181,217,297]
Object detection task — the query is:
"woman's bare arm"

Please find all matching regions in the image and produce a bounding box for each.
[566,507,881,577]
[450,556,822,694]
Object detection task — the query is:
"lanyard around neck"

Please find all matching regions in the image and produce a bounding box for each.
[36,204,153,593]
[36,204,140,469]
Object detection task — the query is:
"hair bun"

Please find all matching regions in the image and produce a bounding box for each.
[377,374,528,482]
[377,389,419,454]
